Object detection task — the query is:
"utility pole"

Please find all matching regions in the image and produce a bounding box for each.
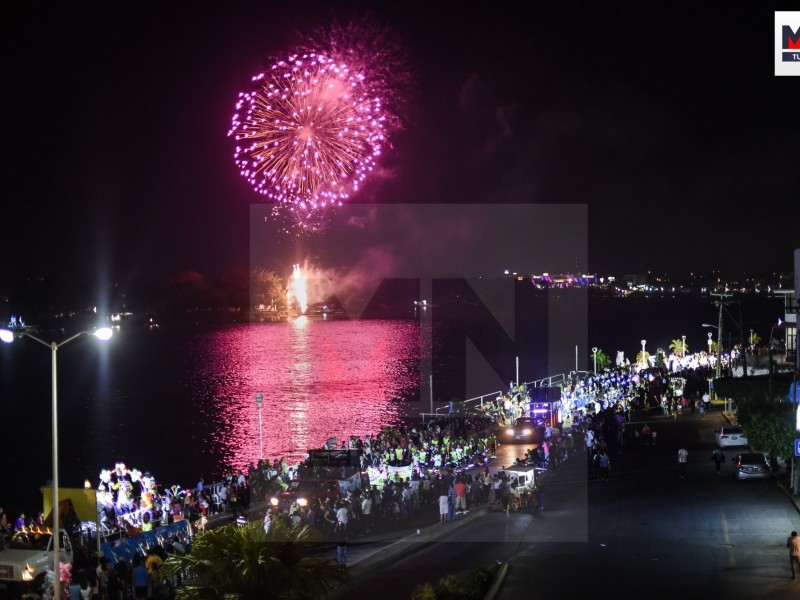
[711,292,733,379]
[738,302,748,378]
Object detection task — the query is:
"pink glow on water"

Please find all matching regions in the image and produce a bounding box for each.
[190,320,418,473]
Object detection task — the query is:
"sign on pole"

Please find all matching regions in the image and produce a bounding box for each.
[794,439,800,457]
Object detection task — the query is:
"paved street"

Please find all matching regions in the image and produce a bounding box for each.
[327,407,800,599]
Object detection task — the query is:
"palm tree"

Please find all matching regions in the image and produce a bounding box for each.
[588,349,612,372]
[595,349,612,370]
[668,338,689,357]
[636,351,650,368]
[158,519,347,600]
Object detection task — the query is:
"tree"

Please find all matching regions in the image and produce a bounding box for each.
[749,332,762,348]
[715,374,796,460]
[589,348,612,372]
[410,569,493,600]
[158,519,347,600]
[636,351,650,368]
[251,268,289,313]
[739,407,795,459]
[669,338,689,357]
[654,348,667,369]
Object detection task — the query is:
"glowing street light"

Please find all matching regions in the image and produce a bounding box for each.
[256,392,264,461]
[0,326,113,600]
[592,347,598,375]
[681,335,686,357]
[640,339,647,369]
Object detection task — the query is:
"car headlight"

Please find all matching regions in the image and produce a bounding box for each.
[522,429,531,435]
[270,497,279,506]
[22,565,34,581]
[506,429,514,435]
[296,498,308,507]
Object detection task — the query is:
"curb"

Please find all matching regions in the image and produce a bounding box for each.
[777,480,800,514]
[327,507,492,599]
[348,506,491,572]
[483,561,509,600]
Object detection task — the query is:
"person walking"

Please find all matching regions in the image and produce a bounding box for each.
[788,531,800,579]
[711,448,725,475]
[447,483,457,522]
[334,522,348,568]
[438,489,449,524]
[598,451,610,481]
[454,477,468,514]
[678,447,688,478]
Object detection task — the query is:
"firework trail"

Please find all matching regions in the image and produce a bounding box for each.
[288,263,308,314]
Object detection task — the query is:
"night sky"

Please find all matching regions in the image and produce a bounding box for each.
[2,2,797,292]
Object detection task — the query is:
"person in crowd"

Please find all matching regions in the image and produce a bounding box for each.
[131,555,149,600]
[678,447,688,478]
[597,450,610,481]
[68,573,82,600]
[361,492,372,533]
[711,447,725,475]
[446,483,457,522]
[334,521,348,567]
[140,511,154,532]
[96,558,110,600]
[788,530,800,579]
[454,477,468,514]
[438,489,449,524]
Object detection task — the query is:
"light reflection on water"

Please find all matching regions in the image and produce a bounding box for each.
[190,319,419,472]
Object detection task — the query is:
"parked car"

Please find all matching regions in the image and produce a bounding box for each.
[715,426,748,448]
[734,452,771,480]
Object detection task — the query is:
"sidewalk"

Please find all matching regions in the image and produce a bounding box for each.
[328,505,491,599]
[202,494,493,576]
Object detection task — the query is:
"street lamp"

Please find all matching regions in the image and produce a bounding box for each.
[681,335,686,357]
[703,323,722,379]
[255,392,264,462]
[640,339,647,369]
[592,347,598,375]
[0,326,112,600]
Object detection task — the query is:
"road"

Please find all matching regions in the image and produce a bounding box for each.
[335,408,800,600]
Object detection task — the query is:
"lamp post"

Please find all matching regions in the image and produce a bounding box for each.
[681,335,686,358]
[640,339,647,369]
[750,328,754,351]
[256,392,264,461]
[592,347,598,375]
[703,323,722,379]
[0,327,112,600]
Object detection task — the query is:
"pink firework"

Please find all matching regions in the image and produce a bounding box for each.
[228,53,387,215]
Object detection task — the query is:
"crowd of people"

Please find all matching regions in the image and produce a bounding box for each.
[50,536,189,600]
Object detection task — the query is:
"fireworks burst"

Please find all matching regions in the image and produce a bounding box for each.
[229,52,387,220]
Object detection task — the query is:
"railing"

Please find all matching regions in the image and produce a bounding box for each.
[418,372,570,422]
